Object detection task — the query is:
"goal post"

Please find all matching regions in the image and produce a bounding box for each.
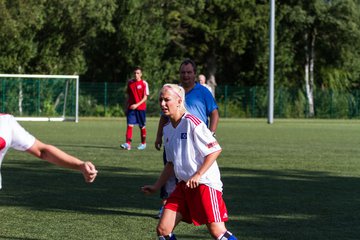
[0,74,79,122]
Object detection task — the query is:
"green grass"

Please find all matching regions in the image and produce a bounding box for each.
[1,118,360,239]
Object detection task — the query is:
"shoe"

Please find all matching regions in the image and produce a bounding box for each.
[120,143,131,150]
[137,143,146,150]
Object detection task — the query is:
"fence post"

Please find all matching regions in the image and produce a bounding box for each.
[330,90,333,118]
[104,82,108,116]
[279,87,282,118]
[251,87,256,117]
[37,80,40,116]
[224,85,228,118]
[1,80,5,112]
[358,90,360,117]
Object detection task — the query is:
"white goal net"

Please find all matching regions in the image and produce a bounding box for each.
[0,74,79,122]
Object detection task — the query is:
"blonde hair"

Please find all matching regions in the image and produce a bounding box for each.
[160,84,187,111]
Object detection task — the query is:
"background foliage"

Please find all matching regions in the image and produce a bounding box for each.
[1,0,360,118]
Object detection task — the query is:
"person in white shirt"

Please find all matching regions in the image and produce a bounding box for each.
[198,74,214,97]
[0,113,98,190]
[142,84,237,240]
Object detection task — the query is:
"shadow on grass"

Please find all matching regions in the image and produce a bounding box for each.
[0,236,41,240]
[1,162,360,239]
[0,161,159,216]
[221,167,360,240]
[55,143,121,150]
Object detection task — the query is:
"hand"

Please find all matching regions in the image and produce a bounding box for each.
[154,137,162,151]
[80,161,98,183]
[129,104,137,110]
[141,185,157,195]
[186,172,201,189]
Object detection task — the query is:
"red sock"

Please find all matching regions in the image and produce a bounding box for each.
[126,125,133,144]
[140,127,146,144]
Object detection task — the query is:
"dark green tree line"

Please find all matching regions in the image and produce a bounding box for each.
[1,0,360,100]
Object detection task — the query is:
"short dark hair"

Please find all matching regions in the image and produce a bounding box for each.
[179,59,196,73]
[134,66,142,72]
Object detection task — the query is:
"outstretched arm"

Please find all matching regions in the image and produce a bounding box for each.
[154,115,168,150]
[26,139,98,183]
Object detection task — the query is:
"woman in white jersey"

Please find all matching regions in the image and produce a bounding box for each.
[0,113,97,190]
[142,84,237,240]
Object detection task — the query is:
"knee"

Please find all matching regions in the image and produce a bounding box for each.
[207,223,227,239]
[156,223,171,236]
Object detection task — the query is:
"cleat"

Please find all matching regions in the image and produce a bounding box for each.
[120,143,131,150]
[137,143,146,150]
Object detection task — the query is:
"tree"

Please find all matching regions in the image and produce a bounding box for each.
[160,0,270,87]
[278,0,360,116]
[30,0,117,74]
[0,0,45,73]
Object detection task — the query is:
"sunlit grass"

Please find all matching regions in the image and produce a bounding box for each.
[0,118,359,239]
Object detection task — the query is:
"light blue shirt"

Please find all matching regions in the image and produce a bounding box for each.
[185,83,218,126]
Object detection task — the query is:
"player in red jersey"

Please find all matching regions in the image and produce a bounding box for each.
[121,67,149,150]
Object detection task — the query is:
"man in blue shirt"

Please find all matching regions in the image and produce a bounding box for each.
[154,58,219,217]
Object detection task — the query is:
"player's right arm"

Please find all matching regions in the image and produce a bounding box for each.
[154,115,168,150]
[130,94,148,110]
[141,162,174,194]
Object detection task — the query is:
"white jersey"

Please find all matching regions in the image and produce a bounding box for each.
[0,114,36,189]
[163,113,223,192]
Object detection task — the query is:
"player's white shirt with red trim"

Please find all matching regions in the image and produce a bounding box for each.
[0,114,36,189]
[163,113,223,192]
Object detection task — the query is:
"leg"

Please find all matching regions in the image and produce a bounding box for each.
[137,126,147,150]
[140,126,146,144]
[123,110,136,148]
[206,222,227,239]
[157,209,182,237]
[206,222,238,240]
[121,124,133,150]
[136,110,147,149]
[126,124,133,144]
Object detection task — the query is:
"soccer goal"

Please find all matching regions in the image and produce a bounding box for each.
[0,74,79,122]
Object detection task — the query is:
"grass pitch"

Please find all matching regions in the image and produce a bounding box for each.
[1,118,359,240]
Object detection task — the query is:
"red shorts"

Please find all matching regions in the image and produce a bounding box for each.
[164,181,229,226]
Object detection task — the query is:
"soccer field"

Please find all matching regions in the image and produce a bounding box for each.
[1,118,360,240]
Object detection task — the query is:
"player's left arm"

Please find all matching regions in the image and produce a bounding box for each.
[186,149,222,189]
[26,139,98,183]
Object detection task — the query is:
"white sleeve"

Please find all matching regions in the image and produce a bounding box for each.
[144,81,150,96]
[10,116,36,151]
[193,123,221,157]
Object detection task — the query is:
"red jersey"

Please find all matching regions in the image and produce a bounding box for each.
[126,79,149,110]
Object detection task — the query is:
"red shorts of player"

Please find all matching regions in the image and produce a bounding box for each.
[164,181,229,226]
